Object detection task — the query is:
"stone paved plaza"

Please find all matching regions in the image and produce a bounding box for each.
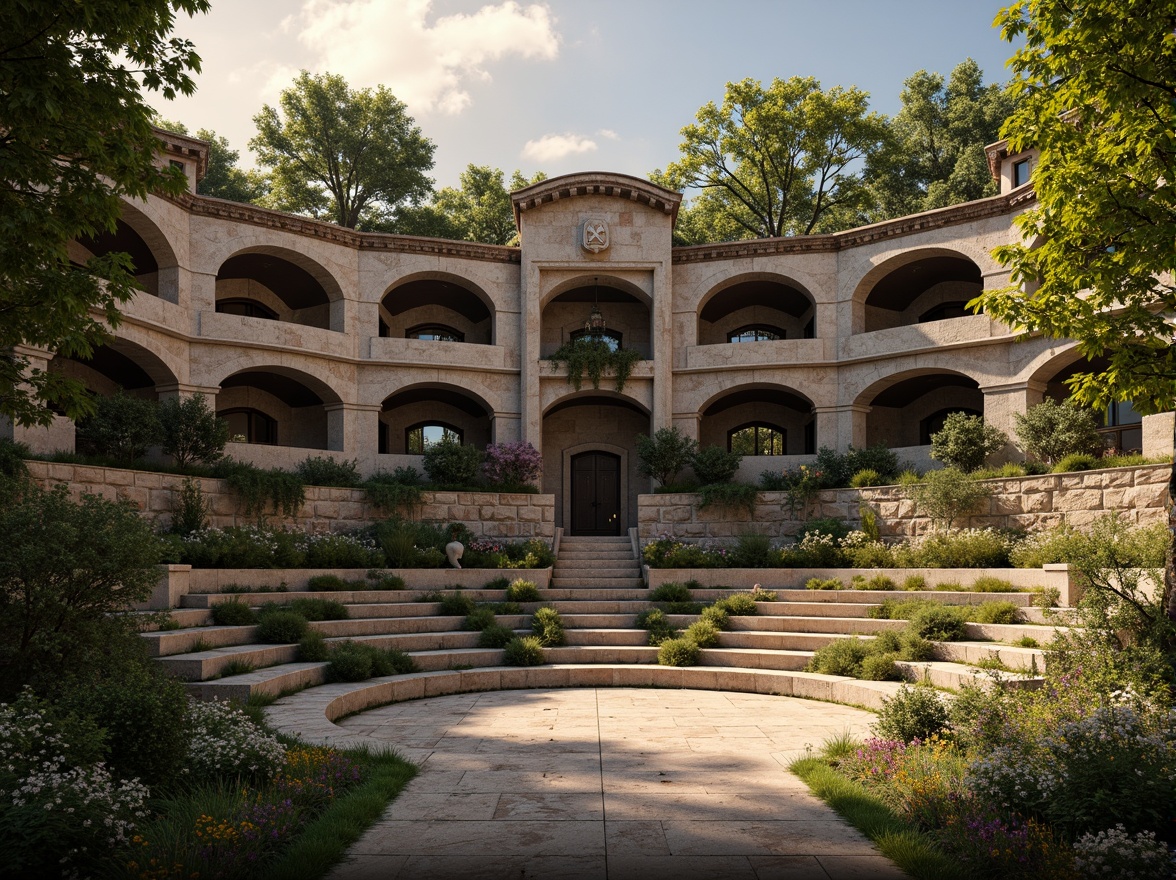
[327,688,907,879]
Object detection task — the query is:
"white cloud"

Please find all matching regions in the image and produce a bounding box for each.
[282,0,560,115]
[521,133,598,162]
[597,129,619,140]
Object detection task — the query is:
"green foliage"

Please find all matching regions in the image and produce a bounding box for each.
[158,394,228,468]
[806,577,844,591]
[376,518,422,568]
[691,444,742,485]
[712,592,758,616]
[369,573,405,591]
[797,517,852,543]
[895,528,1015,569]
[363,470,424,514]
[483,576,510,591]
[812,444,903,488]
[859,653,901,681]
[195,127,270,203]
[211,600,256,626]
[699,604,730,630]
[396,165,546,244]
[75,392,162,462]
[287,598,349,621]
[297,630,330,661]
[463,607,497,632]
[170,476,210,536]
[1052,453,1099,473]
[502,635,545,666]
[901,575,927,591]
[251,71,434,229]
[650,582,693,603]
[300,532,383,569]
[530,606,566,647]
[255,609,309,644]
[307,574,347,592]
[0,438,28,481]
[868,598,938,621]
[0,0,206,428]
[851,574,898,592]
[221,461,305,517]
[326,641,415,682]
[807,637,874,676]
[0,482,162,696]
[478,624,517,648]
[657,637,700,667]
[505,579,540,603]
[730,531,774,568]
[697,482,758,514]
[547,336,642,392]
[907,468,989,528]
[849,468,884,488]
[683,619,720,648]
[636,428,698,487]
[296,455,361,488]
[908,606,967,642]
[1014,399,1103,466]
[970,601,1021,625]
[421,435,482,487]
[873,683,950,743]
[437,590,476,617]
[970,576,1016,593]
[635,608,677,646]
[929,412,1007,473]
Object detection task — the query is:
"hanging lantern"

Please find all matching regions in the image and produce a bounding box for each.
[584,277,606,336]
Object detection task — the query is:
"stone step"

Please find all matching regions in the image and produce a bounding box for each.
[131,609,213,631]
[311,616,526,639]
[408,647,505,672]
[543,646,659,664]
[697,648,812,671]
[709,616,905,635]
[158,643,299,681]
[717,631,855,651]
[551,577,646,589]
[550,567,642,580]
[142,625,258,657]
[563,629,649,647]
[933,641,1047,672]
[556,551,636,561]
[739,589,1038,607]
[895,660,1043,692]
[559,536,631,544]
[186,662,328,702]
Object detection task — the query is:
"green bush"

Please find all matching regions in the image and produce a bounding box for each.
[255,610,309,644]
[296,455,361,487]
[326,641,416,682]
[211,600,256,626]
[503,635,545,666]
[479,624,517,648]
[731,532,774,568]
[895,527,1014,568]
[699,604,730,630]
[898,632,936,661]
[1053,452,1099,473]
[369,573,406,590]
[868,597,938,620]
[807,637,873,676]
[690,444,742,485]
[971,601,1021,625]
[713,592,758,616]
[873,683,950,742]
[463,607,497,631]
[362,471,424,513]
[422,435,483,486]
[929,411,1007,472]
[1009,523,1086,568]
[970,576,1017,593]
[908,605,967,641]
[169,476,211,538]
[530,606,566,647]
[907,467,990,528]
[635,608,677,645]
[636,427,698,487]
[813,444,901,487]
[505,579,540,602]
[901,575,927,591]
[806,577,843,591]
[0,437,29,480]
[484,576,510,591]
[307,574,348,591]
[650,582,693,603]
[849,468,885,488]
[851,574,897,591]
[697,482,757,513]
[859,652,901,681]
[158,393,228,468]
[657,637,700,667]
[287,598,349,621]
[220,461,305,518]
[796,516,851,542]
[75,391,162,462]
[487,601,522,614]
[297,631,330,661]
[1014,398,1103,466]
[683,619,720,648]
[438,590,476,616]
[300,532,383,569]
[376,518,423,568]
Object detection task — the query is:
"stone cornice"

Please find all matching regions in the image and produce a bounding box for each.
[511,172,683,228]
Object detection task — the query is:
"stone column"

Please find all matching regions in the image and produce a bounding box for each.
[814,404,869,453]
[154,382,220,403]
[672,412,701,442]
[981,380,1046,460]
[650,262,673,433]
[0,345,75,455]
[324,402,382,458]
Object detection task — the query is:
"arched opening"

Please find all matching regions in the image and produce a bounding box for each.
[541,280,651,359]
[48,339,178,404]
[697,277,815,345]
[73,218,166,298]
[1038,355,1143,453]
[860,254,983,333]
[542,395,650,533]
[215,250,341,331]
[379,386,492,455]
[216,368,337,450]
[381,277,493,345]
[700,386,816,456]
[861,372,983,449]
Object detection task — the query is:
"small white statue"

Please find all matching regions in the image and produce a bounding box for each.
[445,540,465,569]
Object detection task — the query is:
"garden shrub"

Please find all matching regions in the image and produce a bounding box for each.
[868,597,937,620]
[894,527,1014,568]
[840,535,895,569]
[900,575,927,591]
[287,598,349,621]
[806,577,843,591]
[813,443,901,487]
[650,581,693,603]
[484,576,510,591]
[487,600,522,614]
[784,531,846,568]
[907,467,990,527]
[873,683,950,743]
[635,608,677,645]
[211,600,256,626]
[368,573,405,590]
[699,604,730,630]
[929,411,1007,472]
[697,481,757,513]
[531,606,566,647]
[503,635,545,666]
[713,592,758,616]
[859,652,901,681]
[255,610,309,644]
[437,590,476,616]
[463,607,497,631]
[970,576,1017,593]
[185,698,286,783]
[642,537,726,568]
[807,637,872,676]
[325,641,416,682]
[690,444,742,485]
[307,574,347,591]
[636,427,698,487]
[171,524,305,569]
[422,435,482,486]
[295,455,361,487]
[908,605,967,641]
[898,632,935,661]
[849,468,884,488]
[297,631,330,661]
[479,624,518,648]
[170,476,210,536]
[970,601,1021,625]
[362,471,424,513]
[1014,398,1103,466]
[375,518,422,567]
[1052,452,1099,473]
[0,437,28,480]
[482,441,543,489]
[1072,825,1176,877]
[657,637,699,667]
[220,461,305,517]
[505,578,540,602]
[731,532,774,568]
[796,516,851,542]
[75,391,162,462]
[683,619,720,648]
[299,531,383,568]
[851,574,897,591]
[158,393,227,468]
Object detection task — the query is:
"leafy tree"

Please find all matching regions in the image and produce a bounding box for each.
[909,467,990,529]
[393,165,545,244]
[636,428,698,487]
[1014,399,1103,465]
[976,0,1176,619]
[929,411,1008,472]
[660,77,890,241]
[0,1,208,428]
[422,435,482,487]
[251,71,435,228]
[75,392,163,462]
[151,117,269,203]
[868,59,1012,219]
[158,393,229,467]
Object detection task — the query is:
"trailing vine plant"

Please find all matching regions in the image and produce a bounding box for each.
[548,337,641,392]
[221,462,306,518]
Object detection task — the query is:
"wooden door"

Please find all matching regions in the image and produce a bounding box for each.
[570,452,621,535]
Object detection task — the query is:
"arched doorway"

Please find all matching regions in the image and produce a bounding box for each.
[570,451,622,536]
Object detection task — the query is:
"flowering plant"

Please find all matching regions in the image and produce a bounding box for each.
[482,442,542,489]
[185,699,286,784]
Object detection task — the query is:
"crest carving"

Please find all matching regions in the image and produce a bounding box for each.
[581,218,610,253]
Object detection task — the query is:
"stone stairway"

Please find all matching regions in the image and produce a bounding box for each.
[551,535,643,589]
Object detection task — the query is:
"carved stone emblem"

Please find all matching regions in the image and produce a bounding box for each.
[581,218,610,253]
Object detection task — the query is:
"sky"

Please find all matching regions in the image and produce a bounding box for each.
[150,0,1018,189]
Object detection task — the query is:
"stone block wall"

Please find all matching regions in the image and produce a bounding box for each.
[638,463,1170,542]
[26,461,555,540]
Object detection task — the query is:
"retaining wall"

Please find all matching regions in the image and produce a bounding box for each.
[638,463,1170,542]
[26,461,555,539]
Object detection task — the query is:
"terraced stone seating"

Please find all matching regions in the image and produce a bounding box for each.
[141,550,1074,739]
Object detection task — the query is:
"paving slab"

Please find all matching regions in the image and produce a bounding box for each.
[324,688,907,879]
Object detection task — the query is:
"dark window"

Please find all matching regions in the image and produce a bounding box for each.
[803,317,815,339]
[219,408,277,445]
[406,324,464,342]
[919,407,981,446]
[1013,158,1031,187]
[216,298,279,320]
[406,422,462,454]
[378,317,390,338]
[569,328,622,352]
[918,301,969,323]
[1098,400,1143,454]
[378,421,389,455]
[804,421,816,455]
[728,423,786,455]
[169,159,186,172]
[727,325,785,343]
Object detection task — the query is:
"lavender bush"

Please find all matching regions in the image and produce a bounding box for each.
[482,441,543,489]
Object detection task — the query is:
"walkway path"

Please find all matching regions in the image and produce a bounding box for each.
[327,688,907,880]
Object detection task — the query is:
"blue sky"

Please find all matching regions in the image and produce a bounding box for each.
[152,0,1017,189]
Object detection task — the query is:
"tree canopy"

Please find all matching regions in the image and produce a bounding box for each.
[394,165,546,245]
[152,117,269,204]
[251,71,435,229]
[0,0,208,428]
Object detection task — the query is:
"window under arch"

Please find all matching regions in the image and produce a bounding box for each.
[569,328,623,352]
[219,408,277,445]
[727,325,786,343]
[216,298,279,320]
[918,301,970,323]
[729,422,786,455]
[406,422,463,454]
[406,324,464,342]
[919,407,981,446]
